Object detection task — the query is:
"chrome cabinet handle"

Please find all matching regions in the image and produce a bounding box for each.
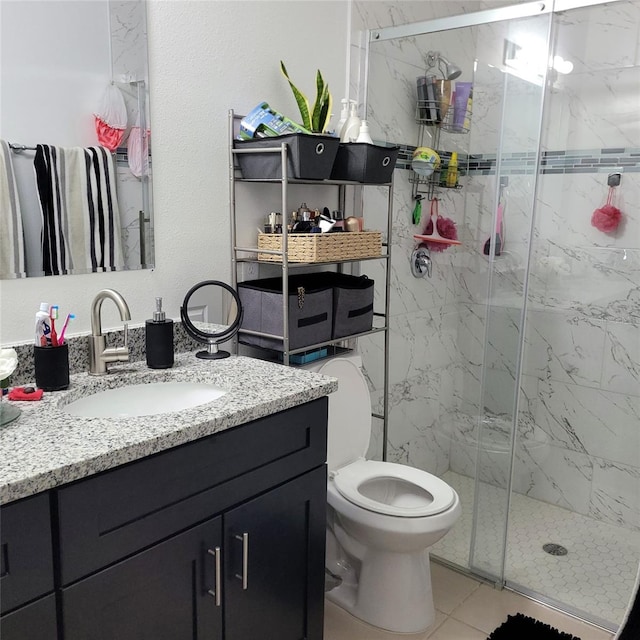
[207,547,222,606]
[234,533,249,590]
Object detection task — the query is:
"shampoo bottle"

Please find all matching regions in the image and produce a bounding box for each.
[340,100,361,143]
[446,152,458,188]
[355,120,373,144]
[146,297,174,369]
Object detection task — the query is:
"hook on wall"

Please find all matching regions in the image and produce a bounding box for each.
[607,172,621,188]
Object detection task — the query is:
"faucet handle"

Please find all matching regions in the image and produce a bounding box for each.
[123,323,129,348]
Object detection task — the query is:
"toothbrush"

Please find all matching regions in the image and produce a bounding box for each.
[49,305,59,347]
[58,313,75,346]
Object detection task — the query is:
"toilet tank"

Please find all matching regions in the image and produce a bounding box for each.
[303,353,371,471]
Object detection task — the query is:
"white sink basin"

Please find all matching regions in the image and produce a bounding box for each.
[63,382,226,418]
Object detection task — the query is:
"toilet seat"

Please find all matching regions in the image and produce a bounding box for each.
[332,458,456,518]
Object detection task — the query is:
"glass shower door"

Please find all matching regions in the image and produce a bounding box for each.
[503,1,640,628]
[468,12,551,583]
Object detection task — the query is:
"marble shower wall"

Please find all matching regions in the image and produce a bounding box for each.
[355,2,479,473]
[356,0,640,532]
[516,2,640,531]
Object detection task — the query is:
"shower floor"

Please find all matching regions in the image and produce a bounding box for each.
[432,471,640,628]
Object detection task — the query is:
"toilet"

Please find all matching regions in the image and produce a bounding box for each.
[307,355,461,634]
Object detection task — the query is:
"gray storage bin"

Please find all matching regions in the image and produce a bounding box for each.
[330,142,399,183]
[238,275,333,351]
[287,272,375,339]
[329,273,375,338]
[234,134,340,180]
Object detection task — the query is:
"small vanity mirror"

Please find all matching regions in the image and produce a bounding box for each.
[180,281,243,360]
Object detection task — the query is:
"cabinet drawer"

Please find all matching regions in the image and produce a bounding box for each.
[57,398,327,584]
[0,594,57,640]
[0,493,54,614]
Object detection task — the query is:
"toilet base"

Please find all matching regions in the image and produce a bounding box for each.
[327,549,436,634]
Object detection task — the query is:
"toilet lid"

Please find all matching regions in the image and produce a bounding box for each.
[318,358,371,471]
[332,459,457,517]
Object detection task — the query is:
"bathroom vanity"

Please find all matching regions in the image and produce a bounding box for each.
[0,354,336,640]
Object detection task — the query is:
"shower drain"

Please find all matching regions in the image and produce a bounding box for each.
[543,543,568,556]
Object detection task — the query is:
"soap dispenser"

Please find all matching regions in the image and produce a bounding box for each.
[335,98,350,136]
[145,297,174,369]
[340,100,361,143]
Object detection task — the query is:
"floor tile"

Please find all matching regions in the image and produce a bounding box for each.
[324,599,441,640]
[450,584,615,638]
[425,617,487,639]
[433,471,640,626]
[431,562,482,614]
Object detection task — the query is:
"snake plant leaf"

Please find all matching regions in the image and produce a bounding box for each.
[319,88,333,133]
[312,70,329,132]
[280,61,311,131]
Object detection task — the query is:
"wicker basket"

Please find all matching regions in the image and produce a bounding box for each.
[257,232,382,263]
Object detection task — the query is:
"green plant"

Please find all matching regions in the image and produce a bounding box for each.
[280,61,333,133]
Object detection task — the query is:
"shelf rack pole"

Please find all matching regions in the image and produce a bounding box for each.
[382,174,393,462]
[229,109,239,354]
[280,142,290,366]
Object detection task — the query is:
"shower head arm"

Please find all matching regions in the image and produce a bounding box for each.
[425,50,462,80]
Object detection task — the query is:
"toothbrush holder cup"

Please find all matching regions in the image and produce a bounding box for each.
[34,344,70,391]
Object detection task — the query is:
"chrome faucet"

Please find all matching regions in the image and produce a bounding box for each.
[89,289,132,375]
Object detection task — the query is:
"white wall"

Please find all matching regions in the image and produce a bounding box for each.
[0,0,349,344]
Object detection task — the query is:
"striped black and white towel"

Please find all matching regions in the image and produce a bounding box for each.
[34,144,124,275]
[0,140,27,278]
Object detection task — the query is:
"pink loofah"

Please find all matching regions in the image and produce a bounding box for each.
[592,184,623,234]
[591,203,622,233]
[423,214,458,252]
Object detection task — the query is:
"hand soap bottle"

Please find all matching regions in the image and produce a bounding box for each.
[146,297,174,369]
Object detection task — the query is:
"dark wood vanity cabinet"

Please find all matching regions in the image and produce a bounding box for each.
[0,398,328,640]
[0,494,57,640]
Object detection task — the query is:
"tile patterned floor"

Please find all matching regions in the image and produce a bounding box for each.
[324,562,616,640]
[432,472,640,627]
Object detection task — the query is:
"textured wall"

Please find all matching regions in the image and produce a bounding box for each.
[0,0,349,344]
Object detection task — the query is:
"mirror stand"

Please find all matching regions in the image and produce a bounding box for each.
[180,280,243,361]
[196,342,231,360]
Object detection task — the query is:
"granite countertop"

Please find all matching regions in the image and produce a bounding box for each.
[0,353,337,505]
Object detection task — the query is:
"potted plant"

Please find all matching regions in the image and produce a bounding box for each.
[280,61,333,134]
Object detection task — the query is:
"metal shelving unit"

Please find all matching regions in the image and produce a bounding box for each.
[228,109,393,452]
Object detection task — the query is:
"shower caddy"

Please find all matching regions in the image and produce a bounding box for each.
[410,83,471,202]
[228,109,393,454]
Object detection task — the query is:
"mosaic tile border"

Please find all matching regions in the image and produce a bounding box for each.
[394,144,640,176]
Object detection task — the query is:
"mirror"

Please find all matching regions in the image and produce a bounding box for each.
[180,281,243,360]
[0,0,153,279]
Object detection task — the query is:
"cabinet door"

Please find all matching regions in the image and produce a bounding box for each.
[0,594,57,640]
[224,466,327,640]
[1,494,54,614]
[62,518,223,640]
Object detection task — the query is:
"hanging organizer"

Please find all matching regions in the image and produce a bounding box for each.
[409,77,471,202]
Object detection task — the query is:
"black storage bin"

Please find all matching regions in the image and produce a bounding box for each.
[328,273,375,338]
[234,134,340,180]
[330,142,399,183]
[238,274,333,351]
